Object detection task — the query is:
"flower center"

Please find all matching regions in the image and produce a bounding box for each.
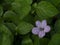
[40,28,44,31]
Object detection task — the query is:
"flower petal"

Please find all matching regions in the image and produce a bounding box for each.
[32,27,40,35]
[38,31,45,38]
[36,20,41,28]
[41,20,47,28]
[44,26,51,33]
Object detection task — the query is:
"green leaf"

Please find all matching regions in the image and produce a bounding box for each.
[43,0,60,6]
[11,1,31,20]
[0,24,13,45]
[21,37,33,45]
[4,23,16,34]
[54,19,60,33]
[0,24,12,35]
[16,22,33,35]
[48,33,60,45]
[3,10,19,23]
[0,5,3,17]
[3,11,17,19]
[36,1,59,20]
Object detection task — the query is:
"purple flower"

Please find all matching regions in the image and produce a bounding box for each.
[32,20,51,38]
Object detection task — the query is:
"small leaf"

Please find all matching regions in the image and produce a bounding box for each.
[16,22,33,35]
[36,1,59,20]
[48,33,60,45]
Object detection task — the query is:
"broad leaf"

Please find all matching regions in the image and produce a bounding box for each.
[36,1,59,20]
[3,11,17,19]
[0,24,13,45]
[11,0,31,20]
[16,22,33,35]
[3,10,19,23]
[4,23,16,34]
